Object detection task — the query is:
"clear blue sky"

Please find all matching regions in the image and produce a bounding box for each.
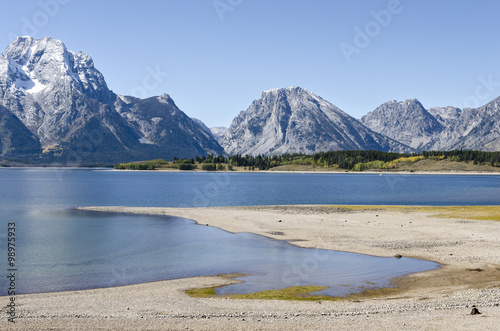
[1,0,499,127]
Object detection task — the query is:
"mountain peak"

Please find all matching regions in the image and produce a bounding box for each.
[221,88,410,155]
[5,36,67,65]
[264,86,304,93]
[404,98,424,107]
[262,86,313,97]
[361,98,443,150]
[156,93,177,106]
[259,87,329,109]
[1,36,111,103]
[384,98,422,106]
[0,36,225,162]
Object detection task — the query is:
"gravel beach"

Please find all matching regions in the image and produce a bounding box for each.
[2,205,499,330]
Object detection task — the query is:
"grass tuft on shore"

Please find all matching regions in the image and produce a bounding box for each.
[428,206,500,221]
[327,205,500,221]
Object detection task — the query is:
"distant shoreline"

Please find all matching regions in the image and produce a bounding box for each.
[1,166,500,175]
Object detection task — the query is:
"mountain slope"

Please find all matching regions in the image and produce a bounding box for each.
[220,87,411,155]
[191,118,213,136]
[114,95,224,157]
[0,36,224,162]
[0,104,41,157]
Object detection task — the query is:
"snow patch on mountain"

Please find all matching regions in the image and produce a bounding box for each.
[14,77,47,93]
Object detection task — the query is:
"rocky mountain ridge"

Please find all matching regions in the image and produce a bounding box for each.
[0,36,224,163]
[0,36,498,164]
[219,87,411,155]
[360,99,444,151]
[361,97,500,152]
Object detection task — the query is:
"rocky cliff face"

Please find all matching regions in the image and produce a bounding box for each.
[0,37,224,163]
[362,98,500,152]
[210,126,228,141]
[191,118,213,136]
[427,106,462,127]
[361,99,444,151]
[430,98,500,151]
[220,87,411,155]
[115,95,223,157]
[0,36,115,145]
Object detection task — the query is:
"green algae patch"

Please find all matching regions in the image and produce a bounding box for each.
[185,284,406,301]
[185,273,409,301]
[226,286,337,301]
[185,287,219,298]
[186,285,344,301]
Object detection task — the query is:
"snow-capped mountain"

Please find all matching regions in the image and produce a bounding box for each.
[1,36,112,102]
[0,36,114,146]
[0,36,224,163]
[220,87,411,156]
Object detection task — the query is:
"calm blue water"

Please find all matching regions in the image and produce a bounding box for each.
[1,169,498,296]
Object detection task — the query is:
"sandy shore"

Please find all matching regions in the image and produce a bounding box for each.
[2,205,499,330]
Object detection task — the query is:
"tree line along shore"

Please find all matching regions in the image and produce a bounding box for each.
[113,150,500,172]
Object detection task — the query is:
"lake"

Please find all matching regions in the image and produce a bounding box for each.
[1,169,499,296]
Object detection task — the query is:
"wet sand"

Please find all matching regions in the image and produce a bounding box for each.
[2,205,499,330]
